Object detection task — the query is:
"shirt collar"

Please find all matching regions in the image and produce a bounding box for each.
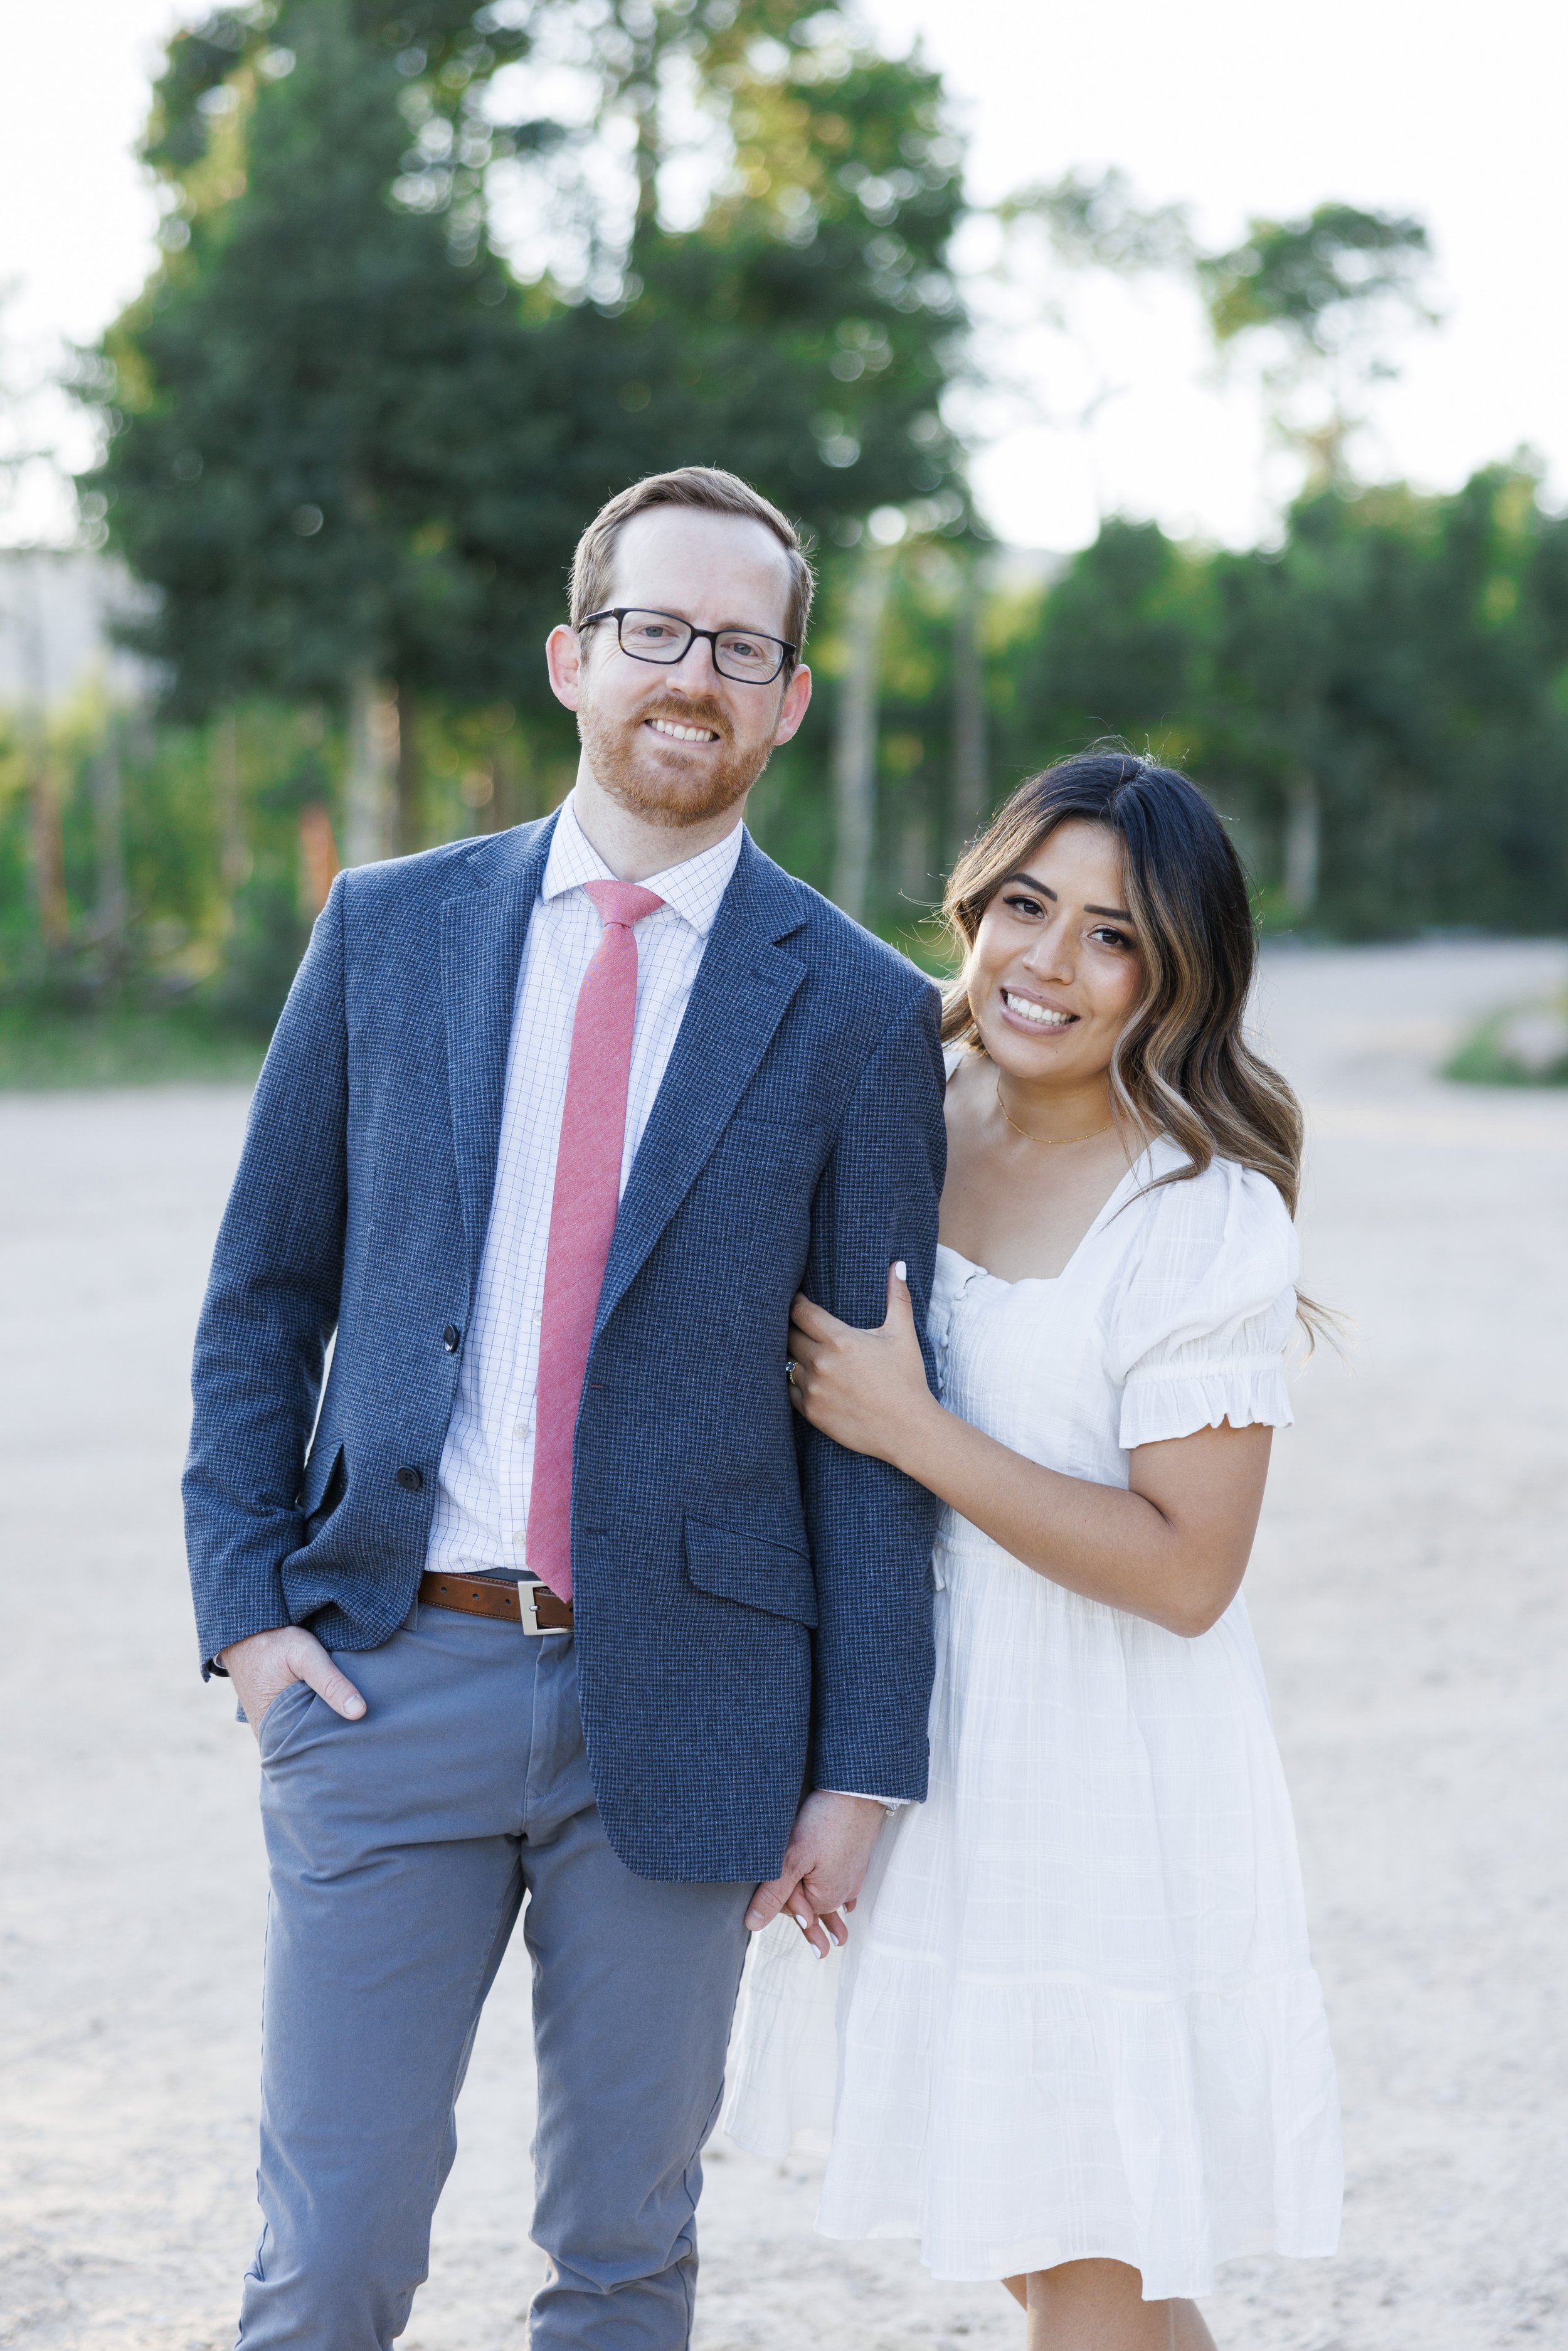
[541,795,744,938]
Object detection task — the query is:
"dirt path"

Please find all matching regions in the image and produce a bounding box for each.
[2,940,1565,2351]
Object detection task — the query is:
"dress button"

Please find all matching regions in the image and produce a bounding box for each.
[442,1325,462,1353]
[396,1466,424,1492]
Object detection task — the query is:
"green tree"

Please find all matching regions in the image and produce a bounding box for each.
[87,0,968,873]
[1206,467,1568,932]
[995,521,1209,777]
[971,465,1568,941]
[89,1,563,861]
[1199,201,1433,487]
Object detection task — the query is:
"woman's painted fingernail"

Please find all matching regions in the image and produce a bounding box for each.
[893,1261,907,1282]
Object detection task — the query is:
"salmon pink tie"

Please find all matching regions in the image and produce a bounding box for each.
[527,879,664,1599]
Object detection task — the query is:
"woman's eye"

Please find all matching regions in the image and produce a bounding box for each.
[1089,925,1133,950]
[1002,893,1045,918]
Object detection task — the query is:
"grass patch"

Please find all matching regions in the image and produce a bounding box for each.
[0,1002,267,1090]
[1444,997,1568,1088]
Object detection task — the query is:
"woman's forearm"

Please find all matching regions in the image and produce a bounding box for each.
[886,1396,1260,1636]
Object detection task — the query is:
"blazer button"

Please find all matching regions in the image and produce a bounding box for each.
[442,1325,462,1353]
[396,1466,424,1492]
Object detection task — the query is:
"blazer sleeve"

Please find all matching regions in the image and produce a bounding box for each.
[798,984,947,1802]
[182,874,351,1674]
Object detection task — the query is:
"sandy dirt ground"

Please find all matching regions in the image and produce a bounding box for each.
[2,938,1565,2351]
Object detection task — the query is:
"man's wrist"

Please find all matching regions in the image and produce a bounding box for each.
[214,1622,292,1676]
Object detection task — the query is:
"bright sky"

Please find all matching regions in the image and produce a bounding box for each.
[2,0,1564,550]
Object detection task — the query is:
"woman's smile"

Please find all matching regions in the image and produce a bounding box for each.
[999,988,1077,1032]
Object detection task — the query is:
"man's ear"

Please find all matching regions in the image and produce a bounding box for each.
[546,624,584,712]
[771,662,813,747]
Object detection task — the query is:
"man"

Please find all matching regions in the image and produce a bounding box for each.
[184,465,946,2349]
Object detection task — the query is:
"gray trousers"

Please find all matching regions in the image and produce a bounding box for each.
[243,1601,752,2350]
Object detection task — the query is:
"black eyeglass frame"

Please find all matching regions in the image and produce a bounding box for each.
[578,606,798,685]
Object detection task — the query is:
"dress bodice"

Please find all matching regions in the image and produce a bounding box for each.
[928,1141,1300,1505]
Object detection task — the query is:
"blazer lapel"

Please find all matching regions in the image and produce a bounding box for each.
[595,836,808,1339]
[442,814,558,1290]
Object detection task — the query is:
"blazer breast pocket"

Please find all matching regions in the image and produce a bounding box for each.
[714,1114,825,1159]
[683,1517,818,1626]
[699,1117,827,1218]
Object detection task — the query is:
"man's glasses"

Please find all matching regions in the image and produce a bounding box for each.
[580,607,796,686]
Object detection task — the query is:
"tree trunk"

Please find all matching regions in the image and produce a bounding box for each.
[1284,770,1321,919]
[93,711,129,979]
[344,669,397,867]
[395,684,421,856]
[950,553,988,856]
[830,549,893,923]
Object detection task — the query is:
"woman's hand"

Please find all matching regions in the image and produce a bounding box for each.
[787,1262,938,1468]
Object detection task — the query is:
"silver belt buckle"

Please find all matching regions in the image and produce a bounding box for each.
[519,1579,565,1637]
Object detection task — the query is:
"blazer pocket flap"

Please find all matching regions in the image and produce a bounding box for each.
[683,1519,818,1626]
[297,1439,344,1517]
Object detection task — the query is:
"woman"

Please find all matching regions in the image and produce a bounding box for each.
[725,753,1342,2348]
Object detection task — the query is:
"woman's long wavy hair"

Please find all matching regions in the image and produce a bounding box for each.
[941,750,1308,1224]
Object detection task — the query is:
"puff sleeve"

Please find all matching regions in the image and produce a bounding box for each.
[1109,1158,1298,1453]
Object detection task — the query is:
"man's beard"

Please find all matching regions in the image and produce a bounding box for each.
[578,690,774,828]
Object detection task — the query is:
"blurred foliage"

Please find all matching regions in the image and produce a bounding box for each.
[1200,203,1432,356]
[999,168,1194,277]
[1199,203,1434,489]
[1444,989,1568,1088]
[988,466,1568,940]
[6,461,1568,1053]
[85,0,967,729]
[2,3,1564,1075]
[0,1000,265,1088]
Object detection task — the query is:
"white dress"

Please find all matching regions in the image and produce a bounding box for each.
[724,1134,1342,2301]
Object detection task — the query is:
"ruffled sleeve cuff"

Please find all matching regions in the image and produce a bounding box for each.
[1119,1357,1294,1451]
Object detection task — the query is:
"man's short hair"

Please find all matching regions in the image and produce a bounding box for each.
[569,466,815,657]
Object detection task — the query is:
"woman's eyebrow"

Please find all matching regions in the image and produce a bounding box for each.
[1007,870,1056,898]
[1084,902,1133,920]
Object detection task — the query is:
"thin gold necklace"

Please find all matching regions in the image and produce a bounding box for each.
[995,1074,1115,1146]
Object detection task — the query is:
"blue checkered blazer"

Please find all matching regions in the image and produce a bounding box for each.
[184,814,946,1881]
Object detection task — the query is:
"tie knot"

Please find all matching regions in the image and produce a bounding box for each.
[582,879,665,931]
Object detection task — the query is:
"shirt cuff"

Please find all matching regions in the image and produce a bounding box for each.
[823,1790,908,1810]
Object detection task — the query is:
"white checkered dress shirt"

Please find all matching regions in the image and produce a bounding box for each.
[425,795,744,1580]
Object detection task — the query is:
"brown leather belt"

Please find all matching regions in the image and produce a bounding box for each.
[418,1571,573,1635]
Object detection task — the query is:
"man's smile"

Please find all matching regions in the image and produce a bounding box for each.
[645,716,719,744]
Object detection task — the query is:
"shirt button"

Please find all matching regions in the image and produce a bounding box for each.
[396,1466,424,1492]
[442,1325,462,1353]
